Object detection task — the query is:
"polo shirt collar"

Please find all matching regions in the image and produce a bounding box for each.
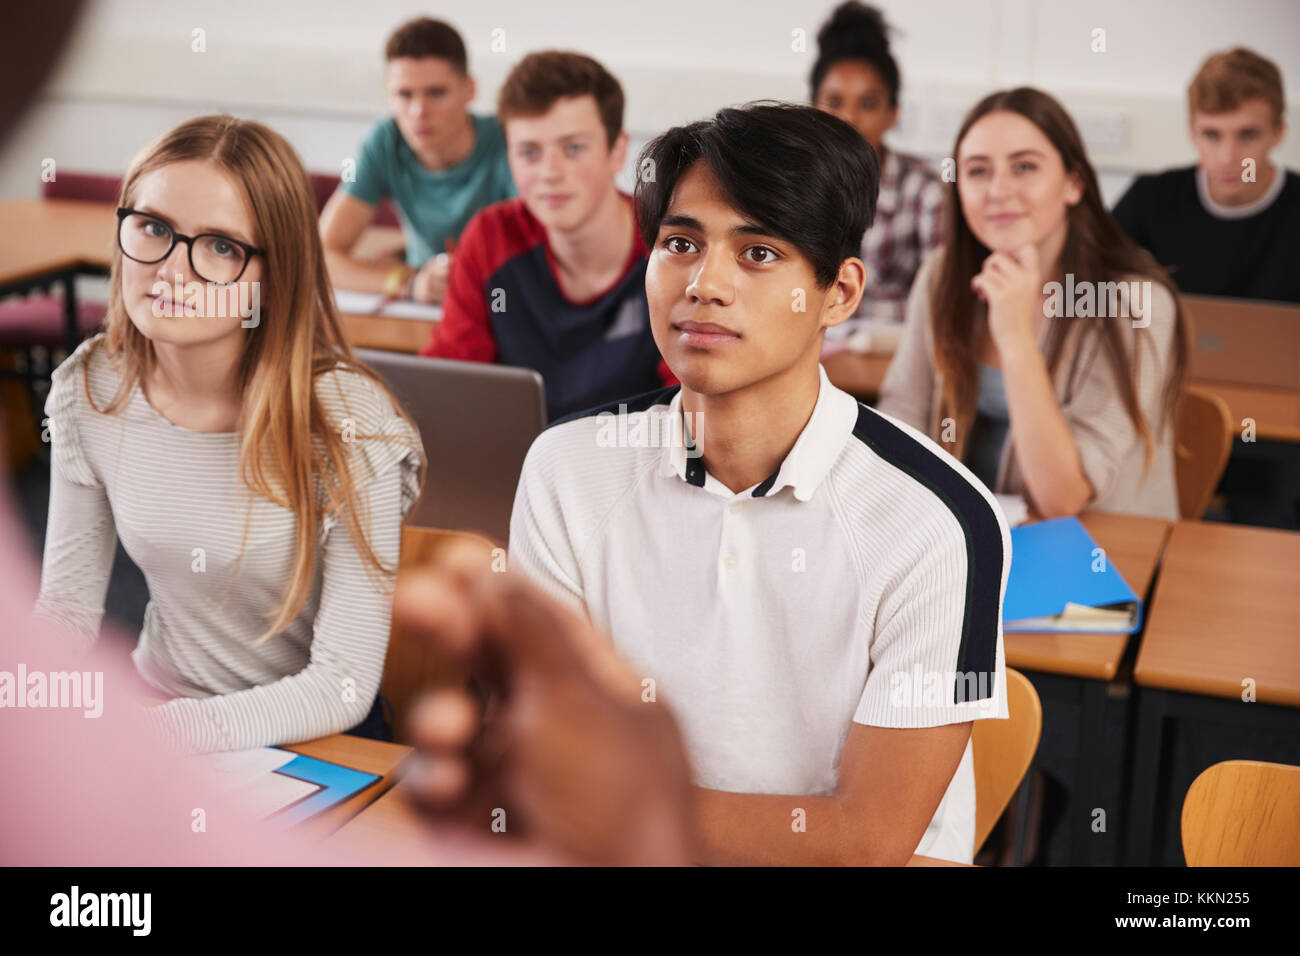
[658,364,859,501]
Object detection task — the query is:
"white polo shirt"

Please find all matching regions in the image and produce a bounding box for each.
[508,364,1010,862]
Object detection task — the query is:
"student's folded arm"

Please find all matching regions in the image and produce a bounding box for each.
[1057,281,1179,512]
[148,450,416,754]
[875,256,939,432]
[1000,345,1094,517]
[693,507,1008,865]
[320,191,392,294]
[421,213,498,363]
[321,125,400,293]
[33,368,116,648]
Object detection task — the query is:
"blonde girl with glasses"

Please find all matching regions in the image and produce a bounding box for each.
[35,115,426,753]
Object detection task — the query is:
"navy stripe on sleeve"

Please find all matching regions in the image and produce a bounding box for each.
[850,405,1004,703]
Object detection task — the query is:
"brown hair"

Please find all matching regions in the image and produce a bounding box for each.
[1189,47,1285,125]
[497,51,624,148]
[91,115,424,640]
[931,87,1187,465]
[384,17,467,73]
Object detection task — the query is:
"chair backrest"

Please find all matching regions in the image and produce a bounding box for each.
[308,172,400,227]
[1182,760,1300,866]
[42,172,122,203]
[1174,385,1234,518]
[972,667,1042,854]
[381,526,495,742]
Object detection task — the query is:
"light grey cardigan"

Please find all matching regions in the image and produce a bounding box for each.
[877,252,1181,521]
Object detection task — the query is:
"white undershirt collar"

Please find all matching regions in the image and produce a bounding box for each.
[1197,162,1286,220]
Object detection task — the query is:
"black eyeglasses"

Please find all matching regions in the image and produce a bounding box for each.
[116,207,264,285]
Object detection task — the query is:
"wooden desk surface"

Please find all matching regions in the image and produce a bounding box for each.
[280,735,413,836]
[0,198,116,285]
[339,312,435,354]
[1004,511,1172,682]
[822,349,891,399]
[1135,520,1300,706]
[1188,379,1300,444]
[0,197,429,352]
[332,785,973,866]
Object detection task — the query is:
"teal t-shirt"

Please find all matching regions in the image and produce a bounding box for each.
[344,113,516,267]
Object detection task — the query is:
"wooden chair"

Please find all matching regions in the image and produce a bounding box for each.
[1174,385,1234,518]
[381,525,497,743]
[972,667,1042,856]
[1181,760,1300,866]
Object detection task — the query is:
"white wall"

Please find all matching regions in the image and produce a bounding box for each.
[3,0,1299,206]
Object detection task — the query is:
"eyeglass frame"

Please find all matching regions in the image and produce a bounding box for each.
[115,206,265,285]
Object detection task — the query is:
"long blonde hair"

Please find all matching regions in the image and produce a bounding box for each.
[88,114,424,638]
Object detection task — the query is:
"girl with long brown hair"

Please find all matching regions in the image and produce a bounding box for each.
[878,87,1187,519]
[35,115,425,752]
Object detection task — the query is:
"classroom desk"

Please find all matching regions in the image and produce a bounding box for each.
[821,349,892,399]
[280,735,413,837]
[331,784,975,866]
[0,197,419,357]
[1003,510,1172,866]
[338,312,435,354]
[1006,511,1171,682]
[0,198,114,354]
[1189,379,1300,446]
[1126,521,1300,864]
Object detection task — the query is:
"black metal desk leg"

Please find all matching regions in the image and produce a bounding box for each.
[1124,687,1168,866]
[62,272,79,356]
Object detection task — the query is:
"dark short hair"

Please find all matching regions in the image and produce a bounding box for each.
[498,51,624,148]
[635,102,880,289]
[384,17,467,74]
[811,2,900,108]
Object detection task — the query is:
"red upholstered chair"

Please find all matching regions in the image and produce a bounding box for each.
[309,172,401,227]
[42,172,122,203]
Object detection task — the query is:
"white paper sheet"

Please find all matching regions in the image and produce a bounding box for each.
[995,493,1030,527]
[377,300,443,321]
[333,289,385,315]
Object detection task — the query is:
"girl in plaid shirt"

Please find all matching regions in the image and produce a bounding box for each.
[812,2,944,329]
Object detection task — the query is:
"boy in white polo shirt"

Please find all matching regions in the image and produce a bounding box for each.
[508,103,1010,865]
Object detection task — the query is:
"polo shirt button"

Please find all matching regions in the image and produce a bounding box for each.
[722,552,738,570]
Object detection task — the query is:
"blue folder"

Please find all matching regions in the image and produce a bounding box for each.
[266,750,380,827]
[1003,517,1143,634]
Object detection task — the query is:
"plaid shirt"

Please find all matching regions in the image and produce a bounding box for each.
[841,148,945,329]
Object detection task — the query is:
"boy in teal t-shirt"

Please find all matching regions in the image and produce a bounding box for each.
[321,17,515,303]
[345,113,515,269]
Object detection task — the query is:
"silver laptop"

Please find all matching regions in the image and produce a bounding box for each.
[355,349,546,542]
